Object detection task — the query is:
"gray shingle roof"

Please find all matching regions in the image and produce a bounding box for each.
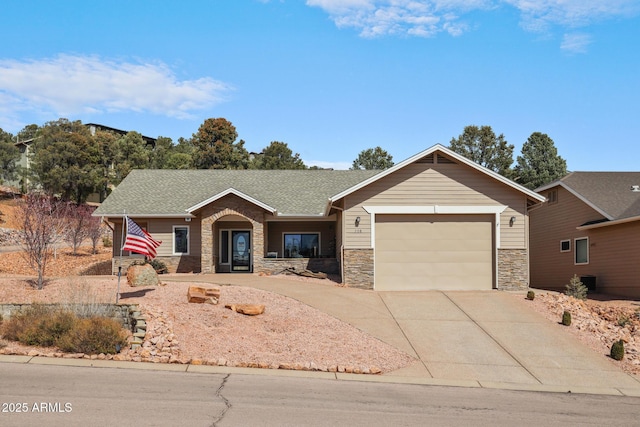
[94,169,380,217]
[549,172,640,220]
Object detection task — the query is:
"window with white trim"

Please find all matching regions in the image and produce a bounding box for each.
[560,240,570,252]
[575,237,588,264]
[173,226,189,255]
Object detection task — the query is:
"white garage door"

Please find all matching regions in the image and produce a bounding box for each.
[375,214,494,291]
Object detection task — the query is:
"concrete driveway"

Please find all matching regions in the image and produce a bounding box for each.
[165,274,640,395]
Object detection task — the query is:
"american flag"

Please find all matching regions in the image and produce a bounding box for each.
[122,217,162,259]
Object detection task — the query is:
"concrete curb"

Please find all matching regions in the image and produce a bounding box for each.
[1,354,636,397]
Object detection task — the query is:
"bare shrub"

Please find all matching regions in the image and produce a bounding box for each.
[57,278,114,318]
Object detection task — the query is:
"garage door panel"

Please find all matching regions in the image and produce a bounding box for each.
[375,214,494,291]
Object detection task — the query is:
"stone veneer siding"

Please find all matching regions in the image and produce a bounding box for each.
[199,196,265,273]
[497,248,529,291]
[342,248,374,290]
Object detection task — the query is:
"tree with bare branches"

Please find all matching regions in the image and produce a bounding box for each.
[63,203,93,255]
[85,208,105,254]
[18,194,69,289]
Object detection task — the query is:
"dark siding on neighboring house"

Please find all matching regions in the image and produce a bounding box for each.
[586,222,640,297]
[530,187,606,291]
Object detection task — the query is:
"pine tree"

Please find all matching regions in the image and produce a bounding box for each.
[514,132,567,190]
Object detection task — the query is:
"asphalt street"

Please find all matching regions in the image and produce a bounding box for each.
[1,363,639,427]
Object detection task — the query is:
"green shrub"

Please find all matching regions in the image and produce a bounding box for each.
[23,310,76,347]
[56,317,127,355]
[147,259,168,274]
[618,314,631,327]
[131,258,168,274]
[2,305,78,347]
[1,304,127,355]
[526,290,535,300]
[102,236,113,248]
[565,274,588,300]
[562,310,572,326]
[610,339,625,361]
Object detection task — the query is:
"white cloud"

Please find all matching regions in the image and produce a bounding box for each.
[0,54,233,126]
[307,0,491,38]
[307,0,639,41]
[560,33,592,53]
[504,0,640,32]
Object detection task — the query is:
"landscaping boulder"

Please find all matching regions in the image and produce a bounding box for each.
[187,286,220,304]
[127,264,159,287]
[225,304,265,316]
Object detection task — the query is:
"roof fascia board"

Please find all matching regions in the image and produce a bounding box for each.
[327,144,545,208]
[186,188,276,214]
[576,215,640,230]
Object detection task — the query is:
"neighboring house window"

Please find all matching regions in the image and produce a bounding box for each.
[284,233,320,258]
[560,240,570,252]
[173,226,189,255]
[548,189,558,204]
[575,237,588,264]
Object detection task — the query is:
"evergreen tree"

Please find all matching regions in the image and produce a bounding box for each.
[112,131,152,185]
[251,141,306,169]
[515,132,568,189]
[0,128,19,184]
[30,119,102,204]
[191,118,249,169]
[449,125,514,178]
[351,146,394,170]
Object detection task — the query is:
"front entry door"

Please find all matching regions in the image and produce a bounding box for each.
[231,231,251,272]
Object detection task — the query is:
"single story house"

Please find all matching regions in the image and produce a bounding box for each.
[94,144,544,291]
[530,172,640,298]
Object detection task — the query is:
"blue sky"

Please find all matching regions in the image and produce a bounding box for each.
[1,1,638,170]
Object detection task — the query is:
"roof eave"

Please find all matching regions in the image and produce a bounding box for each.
[576,215,640,230]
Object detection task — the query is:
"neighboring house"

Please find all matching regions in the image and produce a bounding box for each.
[530,172,640,298]
[85,123,157,147]
[93,144,544,291]
[6,123,157,193]
[5,137,35,190]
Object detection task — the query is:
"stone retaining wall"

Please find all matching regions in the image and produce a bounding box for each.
[111,256,201,275]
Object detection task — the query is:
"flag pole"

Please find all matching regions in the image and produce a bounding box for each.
[116,211,126,304]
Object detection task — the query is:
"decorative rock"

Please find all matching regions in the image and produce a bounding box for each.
[225,304,265,316]
[188,286,220,303]
[126,264,159,287]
